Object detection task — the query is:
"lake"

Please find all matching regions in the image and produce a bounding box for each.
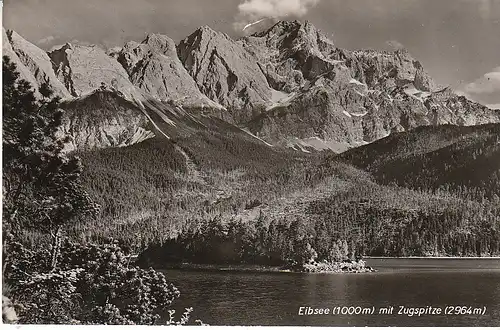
[163,259,500,326]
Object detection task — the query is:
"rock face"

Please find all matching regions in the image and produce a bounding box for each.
[3,28,38,90]
[240,20,437,93]
[178,26,272,122]
[113,34,222,111]
[60,89,155,151]
[3,28,71,98]
[49,43,142,100]
[240,20,339,92]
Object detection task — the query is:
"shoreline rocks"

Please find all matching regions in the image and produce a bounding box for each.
[154,260,376,274]
[294,260,376,273]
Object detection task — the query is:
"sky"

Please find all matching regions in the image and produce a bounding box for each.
[3,0,500,107]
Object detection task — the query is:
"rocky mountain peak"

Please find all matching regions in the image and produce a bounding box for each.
[251,19,334,52]
[198,25,216,33]
[49,42,142,100]
[178,24,272,121]
[179,25,238,58]
[118,33,178,70]
[239,20,339,92]
[254,19,302,36]
[184,25,228,45]
[253,19,323,37]
[345,46,438,92]
[4,29,71,98]
[142,33,177,54]
[113,31,223,111]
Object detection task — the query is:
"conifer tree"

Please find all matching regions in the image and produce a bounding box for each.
[2,57,187,325]
[2,56,96,272]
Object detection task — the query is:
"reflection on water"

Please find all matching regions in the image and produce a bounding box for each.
[163,259,500,326]
[364,258,500,271]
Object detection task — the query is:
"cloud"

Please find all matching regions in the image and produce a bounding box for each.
[238,0,320,18]
[487,104,500,110]
[456,72,500,108]
[37,35,55,45]
[478,0,494,20]
[234,0,321,31]
[455,89,470,98]
[464,66,500,95]
[386,40,405,50]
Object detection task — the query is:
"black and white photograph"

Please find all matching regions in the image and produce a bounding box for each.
[1,0,500,327]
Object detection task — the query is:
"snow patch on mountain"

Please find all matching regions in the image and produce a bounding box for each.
[349,78,366,86]
[241,129,274,147]
[266,89,297,110]
[285,136,369,153]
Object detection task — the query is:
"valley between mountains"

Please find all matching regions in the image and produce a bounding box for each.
[4,20,500,267]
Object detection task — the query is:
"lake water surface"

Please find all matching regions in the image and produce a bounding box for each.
[163,259,500,326]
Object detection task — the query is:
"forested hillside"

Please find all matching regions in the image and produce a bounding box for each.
[74,120,500,264]
[76,125,329,250]
[338,124,500,200]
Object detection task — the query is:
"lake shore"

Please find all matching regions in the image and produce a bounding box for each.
[153,257,500,274]
[140,255,500,274]
[157,260,375,274]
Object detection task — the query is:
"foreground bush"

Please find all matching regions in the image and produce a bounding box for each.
[4,236,191,324]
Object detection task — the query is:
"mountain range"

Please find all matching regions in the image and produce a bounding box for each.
[3,20,500,258]
[3,20,500,153]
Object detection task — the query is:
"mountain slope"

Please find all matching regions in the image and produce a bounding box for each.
[338,123,500,198]
[60,86,266,151]
[76,117,316,246]
[59,89,155,151]
[139,160,500,267]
